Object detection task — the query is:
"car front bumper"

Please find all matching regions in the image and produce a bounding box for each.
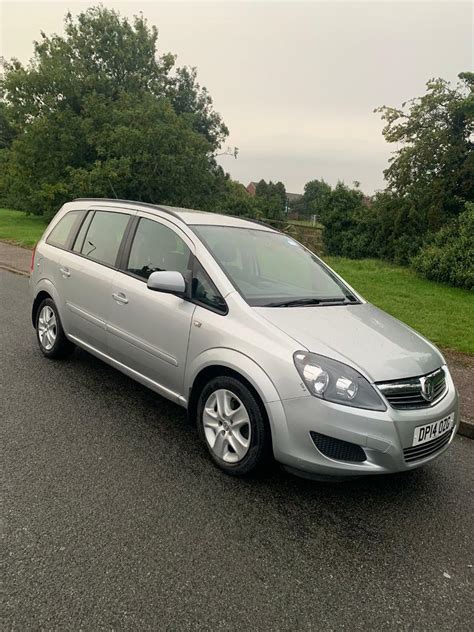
[267,371,459,479]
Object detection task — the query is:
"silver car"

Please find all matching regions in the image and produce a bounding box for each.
[30,199,459,479]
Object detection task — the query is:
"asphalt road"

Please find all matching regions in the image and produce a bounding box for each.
[2,270,473,631]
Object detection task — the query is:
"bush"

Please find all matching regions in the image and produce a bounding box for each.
[320,182,372,257]
[412,203,474,290]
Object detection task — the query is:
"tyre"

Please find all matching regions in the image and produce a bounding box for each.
[196,376,271,476]
[35,298,74,359]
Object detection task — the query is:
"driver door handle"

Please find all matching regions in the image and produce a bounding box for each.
[59,266,71,278]
[112,292,129,305]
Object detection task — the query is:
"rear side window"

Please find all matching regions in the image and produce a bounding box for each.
[46,211,83,248]
[192,260,227,314]
[80,211,130,267]
[127,218,191,280]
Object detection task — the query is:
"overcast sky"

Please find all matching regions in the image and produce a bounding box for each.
[1,1,472,193]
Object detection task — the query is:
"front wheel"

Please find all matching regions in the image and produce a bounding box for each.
[196,376,271,476]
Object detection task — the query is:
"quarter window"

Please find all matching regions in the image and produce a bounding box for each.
[192,260,227,314]
[127,218,191,280]
[80,211,130,267]
[46,211,83,248]
[73,211,94,253]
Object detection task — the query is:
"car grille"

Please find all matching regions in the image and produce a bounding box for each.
[310,432,366,462]
[376,367,447,410]
[403,429,453,463]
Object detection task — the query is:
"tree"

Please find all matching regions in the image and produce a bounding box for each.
[255,179,286,219]
[319,181,368,256]
[0,7,228,216]
[167,66,228,148]
[365,72,474,263]
[214,179,263,218]
[2,7,228,147]
[0,103,16,149]
[323,73,474,268]
[375,73,473,229]
[302,179,332,217]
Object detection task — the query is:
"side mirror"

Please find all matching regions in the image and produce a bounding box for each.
[147,270,186,296]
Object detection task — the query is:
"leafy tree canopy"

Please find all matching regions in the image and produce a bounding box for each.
[2,7,228,147]
[301,179,332,217]
[0,6,229,215]
[255,179,286,219]
[0,102,16,148]
[375,72,473,228]
[317,72,474,281]
[216,179,263,218]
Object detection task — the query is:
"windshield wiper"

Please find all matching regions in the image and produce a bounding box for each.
[264,297,352,307]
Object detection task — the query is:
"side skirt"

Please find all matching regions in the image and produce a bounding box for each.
[67,334,188,408]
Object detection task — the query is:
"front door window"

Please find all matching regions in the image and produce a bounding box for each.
[127,218,191,280]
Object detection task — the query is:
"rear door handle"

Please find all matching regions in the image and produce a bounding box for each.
[112,292,129,305]
[59,266,71,278]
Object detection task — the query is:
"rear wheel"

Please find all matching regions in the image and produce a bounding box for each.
[36,298,74,359]
[196,376,270,476]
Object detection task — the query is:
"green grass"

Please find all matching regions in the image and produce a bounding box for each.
[0,208,48,248]
[326,257,474,355]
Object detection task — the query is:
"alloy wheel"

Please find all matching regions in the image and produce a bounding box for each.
[38,305,57,351]
[203,389,251,463]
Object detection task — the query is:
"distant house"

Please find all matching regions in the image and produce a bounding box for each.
[285,192,303,219]
[246,181,258,196]
[286,191,303,206]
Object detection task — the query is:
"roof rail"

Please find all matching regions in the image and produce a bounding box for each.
[73,198,183,220]
[235,215,278,231]
[73,199,279,230]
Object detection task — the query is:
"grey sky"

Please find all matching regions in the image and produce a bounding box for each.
[1,1,472,193]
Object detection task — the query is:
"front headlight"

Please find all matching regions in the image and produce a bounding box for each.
[293,352,386,411]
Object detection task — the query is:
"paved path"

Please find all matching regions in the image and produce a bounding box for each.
[443,350,474,435]
[0,240,31,275]
[2,270,473,630]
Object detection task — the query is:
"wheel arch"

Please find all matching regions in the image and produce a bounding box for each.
[31,279,60,328]
[185,349,281,431]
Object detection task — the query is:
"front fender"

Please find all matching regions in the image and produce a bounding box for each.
[185,347,291,453]
[185,347,281,404]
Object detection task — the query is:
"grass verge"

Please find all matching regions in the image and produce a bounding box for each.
[0,208,48,248]
[326,257,473,356]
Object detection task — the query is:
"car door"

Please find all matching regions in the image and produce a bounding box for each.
[107,214,196,400]
[59,207,133,354]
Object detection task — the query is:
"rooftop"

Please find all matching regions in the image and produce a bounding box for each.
[72,198,276,231]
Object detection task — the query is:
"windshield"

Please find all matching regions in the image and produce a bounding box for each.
[192,225,357,307]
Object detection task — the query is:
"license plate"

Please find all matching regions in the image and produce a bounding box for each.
[412,413,455,447]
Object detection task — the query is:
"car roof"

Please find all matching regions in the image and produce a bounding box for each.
[72,198,276,232]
